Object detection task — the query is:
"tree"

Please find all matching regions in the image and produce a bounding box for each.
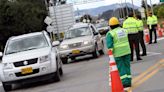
[0,0,47,51]
[157,6,164,18]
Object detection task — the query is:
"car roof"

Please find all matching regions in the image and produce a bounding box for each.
[9,31,44,41]
[69,23,90,30]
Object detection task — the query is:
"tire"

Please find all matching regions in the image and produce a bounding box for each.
[2,82,12,91]
[53,66,61,82]
[99,49,104,55]
[61,57,68,64]
[99,43,104,55]
[92,46,99,58]
[70,57,76,61]
[59,67,63,76]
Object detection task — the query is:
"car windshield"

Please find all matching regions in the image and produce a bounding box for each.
[64,27,92,39]
[96,22,108,28]
[5,34,49,55]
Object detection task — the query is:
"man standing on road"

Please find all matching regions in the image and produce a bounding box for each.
[137,15,147,56]
[123,13,142,61]
[147,12,158,44]
[106,17,132,88]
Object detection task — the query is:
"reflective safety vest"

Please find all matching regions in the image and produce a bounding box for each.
[147,15,158,25]
[123,17,139,34]
[137,20,144,31]
[147,15,158,29]
[109,27,131,57]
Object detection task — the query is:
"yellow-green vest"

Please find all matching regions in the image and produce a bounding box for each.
[147,15,158,25]
[109,27,131,57]
[123,17,139,34]
[137,20,144,31]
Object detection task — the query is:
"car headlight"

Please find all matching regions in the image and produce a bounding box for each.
[83,41,92,45]
[60,44,68,49]
[39,55,50,63]
[3,63,13,70]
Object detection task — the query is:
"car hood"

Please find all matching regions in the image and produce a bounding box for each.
[61,36,93,45]
[2,47,51,63]
[97,26,109,30]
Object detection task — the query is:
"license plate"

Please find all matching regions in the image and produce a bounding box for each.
[21,67,33,74]
[72,50,80,54]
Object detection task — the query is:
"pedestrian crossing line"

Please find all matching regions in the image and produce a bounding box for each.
[126,59,164,92]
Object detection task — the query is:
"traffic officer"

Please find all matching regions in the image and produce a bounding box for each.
[137,15,147,56]
[147,12,158,44]
[106,17,132,88]
[123,13,142,61]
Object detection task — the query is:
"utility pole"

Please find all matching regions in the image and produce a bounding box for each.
[149,0,154,15]
[131,0,136,17]
[144,0,149,17]
[120,0,125,18]
[125,0,129,17]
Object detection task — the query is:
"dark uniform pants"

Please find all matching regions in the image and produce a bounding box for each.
[128,33,141,61]
[149,24,157,43]
[115,54,131,87]
[139,31,147,55]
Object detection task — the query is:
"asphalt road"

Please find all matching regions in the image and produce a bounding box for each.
[0,37,164,92]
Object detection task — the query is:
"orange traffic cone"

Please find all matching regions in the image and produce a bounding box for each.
[108,50,124,92]
[157,24,163,37]
[144,29,150,43]
[158,29,163,37]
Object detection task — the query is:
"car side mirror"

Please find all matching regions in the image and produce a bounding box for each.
[59,39,63,42]
[52,41,60,47]
[0,52,3,57]
[94,32,99,35]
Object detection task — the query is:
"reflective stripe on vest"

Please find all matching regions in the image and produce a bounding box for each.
[120,74,132,80]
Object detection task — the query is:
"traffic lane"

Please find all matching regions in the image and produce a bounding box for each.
[132,62,164,92]
[9,55,110,92]
[146,37,164,54]
[6,37,164,92]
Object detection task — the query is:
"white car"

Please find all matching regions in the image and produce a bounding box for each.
[0,31,63,91]
[59,23,104,64]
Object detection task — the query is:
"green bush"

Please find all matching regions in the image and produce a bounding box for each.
[0,0,47,51]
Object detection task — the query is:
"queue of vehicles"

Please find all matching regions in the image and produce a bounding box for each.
[0,22,109,91]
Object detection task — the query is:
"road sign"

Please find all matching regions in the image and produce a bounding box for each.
[160,0,164,2]
[46,25,54,33]
[138,8,146,18]
[44,16,52,25]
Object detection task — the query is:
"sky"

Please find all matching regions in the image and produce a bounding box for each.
[67,0,160,10]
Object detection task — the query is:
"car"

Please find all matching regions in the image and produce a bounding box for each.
[0,31,63,91]
[59,23,104,64]
[95,21,110,35]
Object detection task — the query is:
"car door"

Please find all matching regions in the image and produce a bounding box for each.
[90,24,102,51]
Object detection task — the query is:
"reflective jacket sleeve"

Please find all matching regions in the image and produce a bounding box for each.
[106,32,113,49]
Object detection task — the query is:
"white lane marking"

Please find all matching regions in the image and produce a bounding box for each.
[134,52,162,59]
[157,37,164,41]
[146,52,162,57]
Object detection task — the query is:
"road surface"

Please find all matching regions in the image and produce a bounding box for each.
[0,37,164,92]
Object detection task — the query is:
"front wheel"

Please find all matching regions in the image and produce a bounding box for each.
[61,57,68,64]
[92,46,99,58]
